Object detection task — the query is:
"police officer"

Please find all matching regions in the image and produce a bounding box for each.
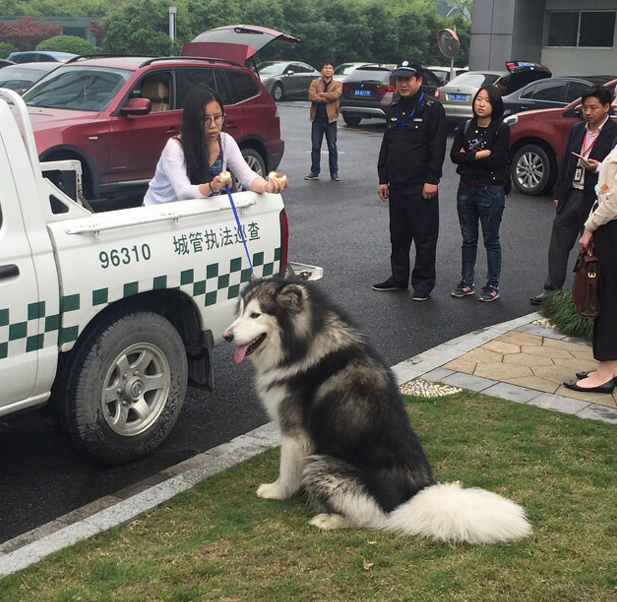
[373,59,447,301]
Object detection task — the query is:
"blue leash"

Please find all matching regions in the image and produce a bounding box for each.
[224,183,254,276]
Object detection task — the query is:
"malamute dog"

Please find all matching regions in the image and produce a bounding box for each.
[224,279,531,544]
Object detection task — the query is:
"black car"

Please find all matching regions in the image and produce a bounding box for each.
[340,63,440,126]
[502,75,617,116]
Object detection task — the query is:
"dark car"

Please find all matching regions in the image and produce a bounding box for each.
[502,75,617,116]
[504,78,617,195]
[339,63,440,126]
[19,26,292,205]
[256,60,320,101]
[0,62,58,92]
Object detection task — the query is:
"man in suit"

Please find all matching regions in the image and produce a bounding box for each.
[531,85,617,305]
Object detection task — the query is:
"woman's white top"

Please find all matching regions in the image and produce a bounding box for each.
[586,146,617,232]
[143,132,260,205]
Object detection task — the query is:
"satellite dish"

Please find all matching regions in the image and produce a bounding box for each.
[437,29,460,59]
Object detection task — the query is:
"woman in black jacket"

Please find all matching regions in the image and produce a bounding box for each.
[450,86,510,302]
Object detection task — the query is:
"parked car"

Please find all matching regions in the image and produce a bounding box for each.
[427,65,468,86]
[7,51,78,64]
[333,62,368,82]
[504,78,617,195]
[0,62,58,92]
[0,58,14,69]
[21,54,284,204]
[256,60,320,101]
[502,75,617,115]
[339,63,440,126]
[439,61,552,127]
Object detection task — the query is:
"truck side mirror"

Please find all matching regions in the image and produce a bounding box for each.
[120,97,151,116]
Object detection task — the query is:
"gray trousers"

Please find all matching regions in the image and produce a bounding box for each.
[544,189,589,292]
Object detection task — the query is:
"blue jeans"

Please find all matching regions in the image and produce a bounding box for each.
[310,120,338,175]
[457,183,505,289]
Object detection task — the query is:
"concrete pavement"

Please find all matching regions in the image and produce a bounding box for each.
[1,311,615,578]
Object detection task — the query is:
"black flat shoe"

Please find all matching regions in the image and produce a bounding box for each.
[575,371,617,381]
[576,371,592,380]
[563,379,615,394]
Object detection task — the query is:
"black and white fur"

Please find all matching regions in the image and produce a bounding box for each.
[224,279,531,544]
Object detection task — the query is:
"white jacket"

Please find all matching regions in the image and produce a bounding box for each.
[144,133,259,205]
[586,146,617,232]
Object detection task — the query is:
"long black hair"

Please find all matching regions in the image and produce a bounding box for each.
[472,85,504,122]
[181,84,225,184]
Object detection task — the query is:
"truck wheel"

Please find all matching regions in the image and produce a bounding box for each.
[512,144,554,195]
[59,312,188,464]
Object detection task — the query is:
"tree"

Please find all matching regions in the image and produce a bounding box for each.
[37,34,95,55]
[0,16,61,50]
[185,0,242,39]
[102,0,192,56]
[0,40,17,58]
[88,20,104,47]
[0,0,108,18]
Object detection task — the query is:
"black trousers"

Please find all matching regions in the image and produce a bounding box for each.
[388,182,439,294]
[544,189,589,291]
[592,219,617,361]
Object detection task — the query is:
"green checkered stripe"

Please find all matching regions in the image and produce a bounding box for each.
[0,301,60,360]
[1,248,281,358]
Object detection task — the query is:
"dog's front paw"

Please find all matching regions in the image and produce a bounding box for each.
[309,513,348,530]
[256,481,288,499]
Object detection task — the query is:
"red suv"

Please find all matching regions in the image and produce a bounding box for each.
[21,54,284,205]
[504,78,617,195]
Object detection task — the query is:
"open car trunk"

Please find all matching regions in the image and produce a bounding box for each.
[501,61,552,95]
[180,25,301,65]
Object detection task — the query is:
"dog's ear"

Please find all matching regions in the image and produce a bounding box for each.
[277,283,307,312]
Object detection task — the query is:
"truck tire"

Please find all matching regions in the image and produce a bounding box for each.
[512,144,554,195]
[58,311,188,464]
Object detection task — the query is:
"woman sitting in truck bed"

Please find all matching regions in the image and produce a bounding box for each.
[144,84,288,205]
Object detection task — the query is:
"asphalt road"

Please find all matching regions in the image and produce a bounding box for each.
[0,102,566,544]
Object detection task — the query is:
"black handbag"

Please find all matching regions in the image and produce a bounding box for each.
[572,246,600,318]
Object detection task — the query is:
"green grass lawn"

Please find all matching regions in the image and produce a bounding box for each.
[2,391,616,602]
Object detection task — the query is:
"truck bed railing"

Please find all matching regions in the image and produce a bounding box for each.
[63,197,258,235]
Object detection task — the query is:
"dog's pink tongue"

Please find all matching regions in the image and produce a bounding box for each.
[234,343,250,364]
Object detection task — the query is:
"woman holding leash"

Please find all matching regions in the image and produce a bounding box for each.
[449,85,510,302]
[144,84,288,205]
[564,109,617,394]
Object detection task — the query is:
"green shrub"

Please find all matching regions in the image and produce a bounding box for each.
[0,41,18,59]
[541,289,593,341]
[36,35,95,56]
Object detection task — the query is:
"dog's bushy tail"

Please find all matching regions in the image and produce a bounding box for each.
[385,482,531,544]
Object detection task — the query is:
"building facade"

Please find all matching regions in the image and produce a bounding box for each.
[470,0,617,76]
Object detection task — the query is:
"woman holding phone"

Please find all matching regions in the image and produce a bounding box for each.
[450,85,510,302]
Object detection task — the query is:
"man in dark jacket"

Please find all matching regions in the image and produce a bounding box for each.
[373,59,447,301]
[531,85,617,305]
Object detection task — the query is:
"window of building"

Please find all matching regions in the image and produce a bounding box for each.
[546,11,616,48]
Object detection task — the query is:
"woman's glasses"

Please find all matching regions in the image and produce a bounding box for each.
[203,113,226,125]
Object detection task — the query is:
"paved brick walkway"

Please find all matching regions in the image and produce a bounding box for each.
[443,331,616,409]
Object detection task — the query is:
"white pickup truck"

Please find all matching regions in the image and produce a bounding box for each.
[0,89,318,464]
